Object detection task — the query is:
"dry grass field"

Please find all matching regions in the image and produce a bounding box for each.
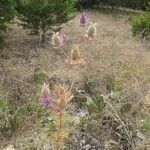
[1,10,150,149]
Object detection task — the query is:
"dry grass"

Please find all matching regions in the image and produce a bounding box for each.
[1,10,150,149]
[2,11,150,101]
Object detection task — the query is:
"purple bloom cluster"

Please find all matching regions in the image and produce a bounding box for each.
[40,84,62,113]
[40,96,53,107]
[80,13,88,26]
[40,95,62,113]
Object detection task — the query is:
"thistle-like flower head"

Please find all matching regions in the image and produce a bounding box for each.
[51,32,63,49]
[40,83,52,107]
[40,83,62,112]
[41,83,50,97]
[53,84,73,109]
[80,12,88,26]
[71,45,80,61]
[87,22,97,39]
[69,45,85,66]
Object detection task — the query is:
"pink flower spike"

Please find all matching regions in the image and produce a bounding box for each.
[80,13,88,26]
[40,96,62,113]
[40,83,62,113]
[40,96,53,107]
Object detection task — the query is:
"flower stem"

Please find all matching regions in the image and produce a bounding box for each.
[55,113,64,150]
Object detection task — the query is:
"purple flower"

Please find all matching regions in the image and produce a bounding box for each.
[40,96,62,113]
[40,83,62,113]
[80,13,88,26]
[40,96,53,107]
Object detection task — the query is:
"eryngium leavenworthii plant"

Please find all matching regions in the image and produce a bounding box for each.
[80,12,88,26]
[71,45,81,60]
[40,83,74,150]
[40,83,61,113]
[51,32,63,49]
[70,45,85,65]
[85,22,97,40]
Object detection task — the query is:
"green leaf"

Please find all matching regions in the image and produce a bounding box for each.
[92,93,105,110]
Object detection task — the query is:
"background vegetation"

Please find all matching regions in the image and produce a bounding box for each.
[15,0,76,42]
[78,0,149,10]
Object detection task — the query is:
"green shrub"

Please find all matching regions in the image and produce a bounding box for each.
[79,0,149,10]
[15,0,76,42]
[131,12,150,37]
[0,98,50,138]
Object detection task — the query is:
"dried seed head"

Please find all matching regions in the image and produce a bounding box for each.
[53,84,73,108]
[71,45,80,61]
[52,32,62,48]
[41,83,50,97]
[87,22,97,38]
[54,85,66,99]
[80,13,88,26]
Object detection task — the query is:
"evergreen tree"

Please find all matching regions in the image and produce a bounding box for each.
[146,0,150,11]
[0,0,14,48]
[15,0,76,42]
